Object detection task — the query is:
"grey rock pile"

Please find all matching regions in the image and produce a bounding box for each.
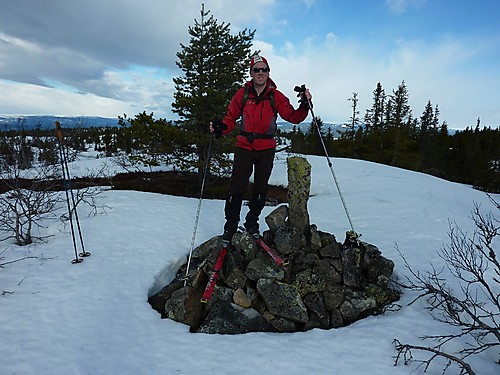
[148,157,400,334]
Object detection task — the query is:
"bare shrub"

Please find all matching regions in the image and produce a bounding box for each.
[394,196,499,374]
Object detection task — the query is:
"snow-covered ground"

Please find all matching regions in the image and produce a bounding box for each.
[1,152,498,375]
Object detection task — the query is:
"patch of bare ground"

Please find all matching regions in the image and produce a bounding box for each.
[1,171,288,203]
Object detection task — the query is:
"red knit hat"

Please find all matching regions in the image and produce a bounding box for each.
[250,55,269,71]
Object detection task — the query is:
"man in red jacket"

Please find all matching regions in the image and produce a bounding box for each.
[211,55,312,246]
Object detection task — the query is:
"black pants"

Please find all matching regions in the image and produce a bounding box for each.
[223,147,275,234]
[229,147,275,196]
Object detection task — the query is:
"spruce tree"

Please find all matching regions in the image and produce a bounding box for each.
[390,80,412,129]
[305,116,324,155]
[388,80,412,164]
[363,82,385,134]
[432,104,440,131]
[172,5,254,176]
[420,100,434,134]
[346,92,360,140]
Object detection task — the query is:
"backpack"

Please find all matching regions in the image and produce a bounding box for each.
[241,85,277,116]
[239,85,277,142]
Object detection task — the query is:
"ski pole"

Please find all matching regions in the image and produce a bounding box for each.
[294,85,357,234]
[55,122,82,264]
[184,132,214,285]
[60,132,90,258]
[55,122,90,263]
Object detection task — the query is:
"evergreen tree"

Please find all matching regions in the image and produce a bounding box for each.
[420,100,434,134]
[346,92,359,140]
[388,80,412,164]
[419,100,434,169]
[426,121,450,176]
[390,80,412,129]
[172,4,254,176]
[118,112,184,169]
[289,126,306,154]
[325,127,334,144]
[363,82,385,134]
[432,104,440,132]
[305,117,324,155]
[362,82,387,160]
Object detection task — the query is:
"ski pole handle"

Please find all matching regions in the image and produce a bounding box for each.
[55,121,64,144]
[294,84,315,116]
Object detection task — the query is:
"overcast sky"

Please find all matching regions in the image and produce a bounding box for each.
[1,0,499,130]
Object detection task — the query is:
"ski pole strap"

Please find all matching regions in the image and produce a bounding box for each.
[239,130,274,144]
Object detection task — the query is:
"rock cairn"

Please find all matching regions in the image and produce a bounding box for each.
[148,157,400,334]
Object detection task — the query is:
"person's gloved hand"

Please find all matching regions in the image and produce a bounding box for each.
[294,84,312,109]
[210,119,227,138]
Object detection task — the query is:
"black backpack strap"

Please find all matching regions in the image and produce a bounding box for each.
[241,85,250,114]
[241,86,277,118]
[239,85,278,143]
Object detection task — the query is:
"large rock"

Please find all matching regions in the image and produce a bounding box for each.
[362,243,395,286]
[245,258,285,281]
[287,156,311,235]
[256,278,309,323]
[196,300,275,334]
[304,292,328,319]
[292,268,328,297]
[274,226,306,255]
[342,233,363,289]
[340,291,377,322]
[164,285,205,329]
[265,205,288,233]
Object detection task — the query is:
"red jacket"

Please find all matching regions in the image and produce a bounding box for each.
[222,79,309,151]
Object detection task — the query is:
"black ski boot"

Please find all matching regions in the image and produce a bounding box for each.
[221,230,234,248]
[222,193,243,246]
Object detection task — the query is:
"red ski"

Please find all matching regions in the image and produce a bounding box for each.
[239,226,287,266]
[200,246,228,303]
[255,237,287,266]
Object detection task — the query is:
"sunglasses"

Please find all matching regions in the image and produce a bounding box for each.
[252,67,269,73]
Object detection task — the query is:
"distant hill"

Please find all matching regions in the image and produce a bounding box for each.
[0,115,119,130]
[0,115,358,136]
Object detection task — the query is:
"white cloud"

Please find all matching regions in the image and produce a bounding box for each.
[385,0,427,14]
[0,80,136,117]
[256,31,500,128]
[0,1,282,118]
